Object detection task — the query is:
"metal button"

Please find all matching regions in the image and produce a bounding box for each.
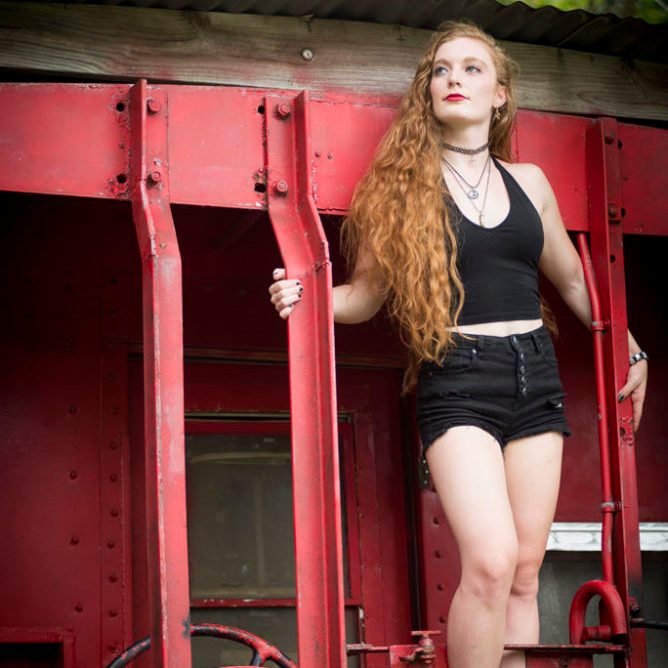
[520,374,526,382]
[519,353,525,361]
[521,387,528,396]
[519,364,526,373]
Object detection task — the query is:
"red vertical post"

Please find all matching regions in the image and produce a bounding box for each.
[128,80,192,668]
[265,92,347,668]
[586,117,647,668]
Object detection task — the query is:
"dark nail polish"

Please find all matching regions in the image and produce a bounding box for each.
[618,392,624,402]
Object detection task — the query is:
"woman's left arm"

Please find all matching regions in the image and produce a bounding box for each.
[529,165,648,431]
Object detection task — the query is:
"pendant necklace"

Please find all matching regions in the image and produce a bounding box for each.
[443,156,492,227]
[441,153,490,200]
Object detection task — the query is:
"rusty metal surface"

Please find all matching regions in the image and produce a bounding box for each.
[128,79,192,667]
[28,0,668,63]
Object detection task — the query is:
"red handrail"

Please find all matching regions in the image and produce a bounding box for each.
[576,232,614,584]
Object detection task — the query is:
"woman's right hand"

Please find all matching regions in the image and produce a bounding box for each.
[268,268,303,319]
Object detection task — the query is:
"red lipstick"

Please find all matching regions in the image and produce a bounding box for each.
[445,94,466,101]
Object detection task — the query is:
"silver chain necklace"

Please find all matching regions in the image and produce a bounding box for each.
[443,157,493,227]
[441,153,490,200]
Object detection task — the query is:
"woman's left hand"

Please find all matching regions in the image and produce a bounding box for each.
[618,360,648,431]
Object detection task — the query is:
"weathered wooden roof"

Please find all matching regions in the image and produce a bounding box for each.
[47,0,667,62]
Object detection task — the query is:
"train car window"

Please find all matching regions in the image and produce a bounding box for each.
[185,421,360,667]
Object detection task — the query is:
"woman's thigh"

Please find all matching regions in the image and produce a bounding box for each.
[503,431,563,567]
[426,426,517,561]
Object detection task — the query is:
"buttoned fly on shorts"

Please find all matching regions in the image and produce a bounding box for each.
[416,325,571,451]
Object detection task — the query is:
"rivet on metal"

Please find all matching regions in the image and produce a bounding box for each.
[69,470,78,480]
[276,104,291,120]
[107,540,116,549]
[604,132,615,144]
[147,98,162,114]
[434,550,442,558]
[74,604,84,613]
[108,609,118,618]
[274,180,289,196]
[108,573,118,583]
[608,204,619,218]
[301,48,314,61]
[437,583,445,591]
[70,536,80,546]
[110,508,120,518]
[147,170,162,185]
[109,473,118,482]
[432,516,440,525]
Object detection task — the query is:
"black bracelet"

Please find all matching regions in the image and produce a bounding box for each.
[629,351,649,366]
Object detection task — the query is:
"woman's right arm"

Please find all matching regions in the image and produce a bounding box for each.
[269,247,385,323]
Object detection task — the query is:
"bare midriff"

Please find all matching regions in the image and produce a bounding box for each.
[450,318,544,337]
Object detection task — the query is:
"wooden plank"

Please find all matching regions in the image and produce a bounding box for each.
[0,1,666,121]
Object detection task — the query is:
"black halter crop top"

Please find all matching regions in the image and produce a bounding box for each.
[448,158,544,326]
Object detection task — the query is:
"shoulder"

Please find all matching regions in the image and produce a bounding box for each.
[495,160,554,214]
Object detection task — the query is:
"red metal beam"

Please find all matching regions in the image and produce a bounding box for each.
[128,80,192,668]
[577,234,615,584]
[586,117,647,668]
[264,91,347,668]
[0,84,666,236]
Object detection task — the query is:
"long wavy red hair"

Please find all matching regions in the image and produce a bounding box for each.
[341,21,521,393]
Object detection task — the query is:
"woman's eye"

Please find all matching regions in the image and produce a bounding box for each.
[466,65,481,73]
[433,66,448,76]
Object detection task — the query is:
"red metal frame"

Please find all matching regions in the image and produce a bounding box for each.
[1,81,666,668]
[264,90,347,668]
[586,118,647,667]
[128,80,192,667]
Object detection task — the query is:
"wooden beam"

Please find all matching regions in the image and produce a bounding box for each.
[1,1,666,121]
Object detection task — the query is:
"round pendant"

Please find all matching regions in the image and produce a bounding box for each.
[468,190,479,200]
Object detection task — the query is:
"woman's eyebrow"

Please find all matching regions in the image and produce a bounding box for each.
[433,56,487,67]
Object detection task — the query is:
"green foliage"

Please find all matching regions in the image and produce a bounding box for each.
[495,0,668,23]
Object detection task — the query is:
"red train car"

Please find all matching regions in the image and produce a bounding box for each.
[0,2,667,667]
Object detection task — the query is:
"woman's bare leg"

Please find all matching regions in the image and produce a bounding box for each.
[500,431,563,668]
[426,426,518,668]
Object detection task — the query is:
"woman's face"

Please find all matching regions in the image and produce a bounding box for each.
[429,37,506,128]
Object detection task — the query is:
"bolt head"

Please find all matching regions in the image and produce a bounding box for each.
[608,204,619,218]
[148,171,162,185]
[147,98,161,114]
[301,48,314,61]
[274,180,289,195]
[276,103,291,119]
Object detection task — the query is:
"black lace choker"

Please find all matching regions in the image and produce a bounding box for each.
[442,141,490,156]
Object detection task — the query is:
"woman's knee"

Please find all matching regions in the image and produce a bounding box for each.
[461,543,518,600]
[510,553,543,599]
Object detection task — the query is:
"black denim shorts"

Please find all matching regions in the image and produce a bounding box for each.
[416,325,571,451]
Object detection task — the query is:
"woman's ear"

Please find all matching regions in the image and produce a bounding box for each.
[494,85,507,109]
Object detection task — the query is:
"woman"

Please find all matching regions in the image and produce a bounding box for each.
[268,21,648,668]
